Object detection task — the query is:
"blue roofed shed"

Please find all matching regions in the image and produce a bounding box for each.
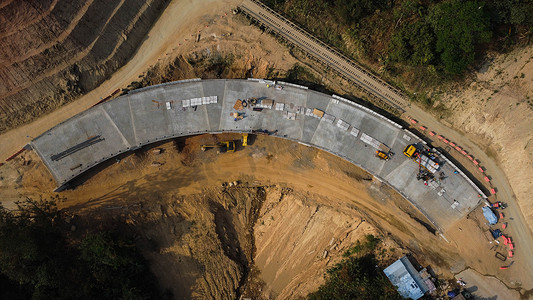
[384,256,429,299]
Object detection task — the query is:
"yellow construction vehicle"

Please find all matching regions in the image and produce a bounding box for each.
[200,141,235,153]
[241,133,248,146]
[376,150,390,160]
[403,144,417,158]
[403,144,440,174]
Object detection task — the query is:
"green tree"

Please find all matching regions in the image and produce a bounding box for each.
[308,254,402,300]
[334,0,391,25]
[0,199,74,297]
[428,0,492,74]
[390,20,436,66]
[0,199,166,299]
[309,235,402,300]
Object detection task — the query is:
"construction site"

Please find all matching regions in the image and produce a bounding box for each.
[1,78,521,299]
[0,0,532,299]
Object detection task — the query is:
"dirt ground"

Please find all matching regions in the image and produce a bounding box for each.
[439,47,533,230]
[1,134,531,298]
[1,0,532,298]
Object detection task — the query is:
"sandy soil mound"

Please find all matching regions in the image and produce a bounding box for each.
[2,134,531,298]
[438,47,533,231]
[0,0,169,133]
[254,188,378,299]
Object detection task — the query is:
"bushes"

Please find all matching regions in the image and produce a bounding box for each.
[428,0,492,74]
[0,199,166,299]
[263,0,533,87]
[309,235,402,300]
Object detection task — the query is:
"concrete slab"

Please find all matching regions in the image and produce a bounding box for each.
[31,79,486,232]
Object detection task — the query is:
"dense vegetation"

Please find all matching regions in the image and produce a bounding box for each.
[262,0,533,88]
[308,234,402,300]
[0,199,166,299]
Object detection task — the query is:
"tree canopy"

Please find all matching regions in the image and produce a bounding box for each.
[428,0,492,74]
[0,199,166,299]
[308,235,402,300]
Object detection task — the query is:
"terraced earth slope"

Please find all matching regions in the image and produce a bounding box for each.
[0,0,169,133]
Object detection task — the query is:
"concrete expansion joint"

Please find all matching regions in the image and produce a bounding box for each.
[32,79,483,233]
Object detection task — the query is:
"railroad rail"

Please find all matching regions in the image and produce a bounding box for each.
[239,0,407,112]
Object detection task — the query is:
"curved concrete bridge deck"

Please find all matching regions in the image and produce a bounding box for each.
[31,79,485,232]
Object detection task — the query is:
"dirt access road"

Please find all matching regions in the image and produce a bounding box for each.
[0,0,531,294]
[237,0,533,286]
[3,134,529,297]
[0,0,243,159]
[406,104,533,285]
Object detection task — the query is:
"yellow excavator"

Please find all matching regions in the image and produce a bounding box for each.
[200,141,235,153]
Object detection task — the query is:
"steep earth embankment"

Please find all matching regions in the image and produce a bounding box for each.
[2,134,530,298]
[437,47,533,231]
[0,0,169,133]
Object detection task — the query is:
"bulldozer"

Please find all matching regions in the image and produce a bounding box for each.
[200,141,235,153]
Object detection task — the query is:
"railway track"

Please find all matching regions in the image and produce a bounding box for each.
[239,0,407,112]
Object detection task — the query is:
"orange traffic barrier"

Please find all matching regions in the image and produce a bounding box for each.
[509,243,514,250]
[478,167,484,173]
[419,126,427,130]
[508,251,513,258]
[503,237,508,245]
[428,131,435,136]
[491,188,496,194]
[473,160,480,165]
[411,119,418,124]
[500,266,508,270]
[467,155,473,160]
[437,135,444,140]
[484,176,490,182]
[502,222,507,229]
[500,212,504,219]
[449,142,456,147]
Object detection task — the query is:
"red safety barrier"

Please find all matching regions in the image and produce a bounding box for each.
[461,150,467,155]
[455,146,462,151]
[467,155,473,160]
[419,126,427,130]
[437,135,444,140]
[508,251,513,258]
[473,160,480,165]
[484,176,490,182]
[443,139,449,144]
[502,222,507,229]
[500,266,508,270]
[429,131,436,136]
[491,188,496,194]
[411,119,418,124]
[503,236,508,245]
[478,167,484,173]
[509,243,514,250]
[449,142,456,147]
[5,148,25,161]
[500,212,504,219]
